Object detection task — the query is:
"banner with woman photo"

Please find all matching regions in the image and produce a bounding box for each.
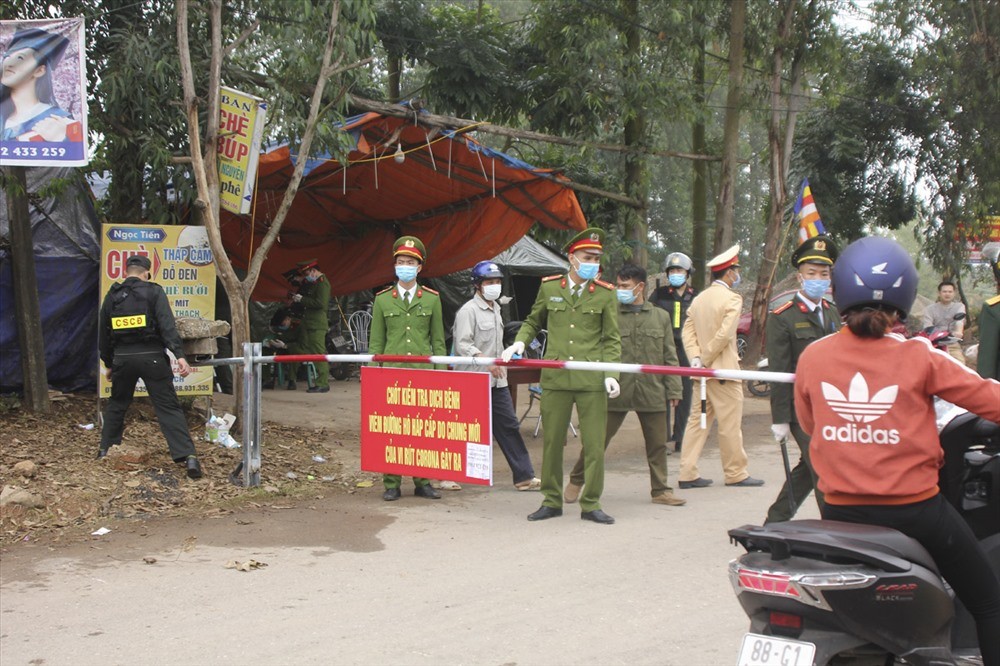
[0,18,89,167]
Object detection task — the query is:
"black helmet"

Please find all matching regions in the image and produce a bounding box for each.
[832,237,918,319]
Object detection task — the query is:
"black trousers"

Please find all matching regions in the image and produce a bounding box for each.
[823,495,1000,666]
[101,352,196,461]
[492,387,535,484]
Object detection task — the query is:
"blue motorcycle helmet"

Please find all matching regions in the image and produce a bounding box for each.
[471,260,504,283]
[831,236,918,320]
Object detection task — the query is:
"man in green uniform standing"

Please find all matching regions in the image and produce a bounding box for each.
[288,259,331,393]
[764,235,840,523]
[369,236,446,501]
[503,228,621,524]
[565,263,685,507]
[978,245,1000,381]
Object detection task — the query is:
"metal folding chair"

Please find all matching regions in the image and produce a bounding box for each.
[348,310,373,353]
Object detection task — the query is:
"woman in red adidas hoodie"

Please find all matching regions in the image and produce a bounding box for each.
[795,237,1000,666]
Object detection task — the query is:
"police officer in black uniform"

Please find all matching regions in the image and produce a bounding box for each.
[98,255,203,479]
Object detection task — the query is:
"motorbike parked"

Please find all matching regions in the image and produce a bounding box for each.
[728,410,1000,665]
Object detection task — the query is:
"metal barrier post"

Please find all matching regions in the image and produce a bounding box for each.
[242,342,262,487]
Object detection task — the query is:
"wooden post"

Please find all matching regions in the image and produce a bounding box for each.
[4,166,50,413]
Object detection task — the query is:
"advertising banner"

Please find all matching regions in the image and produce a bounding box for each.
[218,86,267,215]
[360,367,493,485]
[99,224,216,397]
[0,18,89,167]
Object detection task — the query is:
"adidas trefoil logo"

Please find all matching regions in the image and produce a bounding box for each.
[820,373,901,445]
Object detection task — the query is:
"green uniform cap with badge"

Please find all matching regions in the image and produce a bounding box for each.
[792,235,838,267]
[393,236,427,263]
[296,258,319,273]
[563,228,606,255]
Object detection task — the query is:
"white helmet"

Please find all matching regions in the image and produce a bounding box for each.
[664,252,692,273]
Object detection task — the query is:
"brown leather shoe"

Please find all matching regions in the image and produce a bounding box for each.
[651,491,686,506]
[564,482,583,503]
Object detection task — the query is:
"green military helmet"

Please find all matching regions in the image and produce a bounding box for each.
[563,227,606,255]
[393,236,427,263]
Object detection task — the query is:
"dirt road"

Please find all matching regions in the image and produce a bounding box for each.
[1,384,815,665]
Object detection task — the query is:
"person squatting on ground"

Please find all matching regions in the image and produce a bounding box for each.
[503,227,621,525]
[921,279,967,364]
[285,259,331,393]
[795,236,1000,666]
[452,261,541,491]
[565,263,686,507]
[677,245,762,489]
[369,236,446,501]
[649,251,697,452]
[97,255,202,479]
[262,307,301,389]
[763,235,840,523]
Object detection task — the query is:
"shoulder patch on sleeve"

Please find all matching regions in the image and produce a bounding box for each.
[375,286,392,296]
[421,286,439,295]
[593,278,614,290]
[771,301,794,315]
[988,294,1000,306]
[542,274,563,282]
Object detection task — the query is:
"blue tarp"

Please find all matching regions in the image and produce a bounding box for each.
[0,167,101,393]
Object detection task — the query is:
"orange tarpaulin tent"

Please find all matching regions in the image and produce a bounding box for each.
[220,108,587,299]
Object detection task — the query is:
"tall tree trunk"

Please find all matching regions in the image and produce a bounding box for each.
[4,167,50,413]
[715,0,745,257]
[691,13,708,290]
[387,54,402,102]
[621,0,648,267]
[747,0,800,363]
[177,0,348,427]
[105,0,145,222]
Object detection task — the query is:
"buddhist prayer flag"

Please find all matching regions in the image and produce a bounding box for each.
[795,178,826,243]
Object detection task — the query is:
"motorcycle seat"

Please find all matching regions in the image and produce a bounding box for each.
[730,520,940,575]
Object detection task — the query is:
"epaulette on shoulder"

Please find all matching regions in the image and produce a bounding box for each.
[772,301,794,315]
[593,278,614,290]
[376,286,392,296]
[987,294,1000,306]
[422,286,439,295]
[542,274,562,282]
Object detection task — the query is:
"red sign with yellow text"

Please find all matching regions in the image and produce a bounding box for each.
[360,367,493,485]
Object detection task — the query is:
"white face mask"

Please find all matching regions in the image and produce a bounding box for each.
[482,284,502,301]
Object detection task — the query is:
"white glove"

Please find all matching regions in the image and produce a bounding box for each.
[771,423,791,442]
[605,377,620,399]
[292,293,303,302]
[501,341,525,362]
[271,339,287,349]
[690,357,703,369]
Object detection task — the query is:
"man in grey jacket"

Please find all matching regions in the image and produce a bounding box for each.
[453,261,540,490]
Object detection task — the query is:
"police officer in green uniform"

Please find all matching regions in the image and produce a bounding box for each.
[97,255,203,479]
[764,235,840,522]
[370,236,446,501]
[503,228,621,524]
[262,307,303,389]
[288,259,331,393]
[977,245,1000,381]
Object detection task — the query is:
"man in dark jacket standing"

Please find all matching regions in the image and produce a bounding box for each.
[98,255,202,478]
[650,252,696,450]
[566,264,685,506]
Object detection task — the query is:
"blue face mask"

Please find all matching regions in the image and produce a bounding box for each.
[802,278,830,301]
[616,288,636,304]
[575,259,600,281]
[395,265,418,283]
[304,274,318,283]
[668,273,686,288]
[731,273,742,288]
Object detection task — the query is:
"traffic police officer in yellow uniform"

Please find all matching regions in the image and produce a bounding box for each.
[678,244,762,489]
[764,235,840,522]
[503,228,621,524]
[369,236,446,501]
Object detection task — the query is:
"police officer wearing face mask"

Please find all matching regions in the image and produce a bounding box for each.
[764,235,840,523]
[650,252,697,451]
[97,255,202,478]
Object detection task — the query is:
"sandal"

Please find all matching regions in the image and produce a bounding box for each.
[515,477,542,491]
